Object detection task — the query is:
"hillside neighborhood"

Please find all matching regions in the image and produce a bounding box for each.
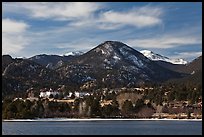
[3,84,202,119]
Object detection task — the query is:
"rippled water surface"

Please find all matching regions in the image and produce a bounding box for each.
[2,120,202,135]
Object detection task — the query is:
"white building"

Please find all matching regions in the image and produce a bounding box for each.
[67,92,90,98]
[39,88,59,98]
[75,92,90,98]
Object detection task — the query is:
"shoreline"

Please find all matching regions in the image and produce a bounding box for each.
[2,118,202,122]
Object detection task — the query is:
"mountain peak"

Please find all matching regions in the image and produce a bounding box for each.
[78,41,151,69]
[140,50,187,65]
[93,41,132,55]
[103,40,124,45]
[98,41,128,49]
[97,41,126,50]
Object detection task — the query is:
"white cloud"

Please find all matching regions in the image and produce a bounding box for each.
[2,18,29,55]
[125,35,202,49]
[2,18,28,33]
[3,3,162,30]
[2,35,29,55]
[4,2,102,20]
[68,5,163,30]
[98,6,162,29]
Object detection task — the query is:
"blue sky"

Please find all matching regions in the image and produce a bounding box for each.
[2,2,202,61]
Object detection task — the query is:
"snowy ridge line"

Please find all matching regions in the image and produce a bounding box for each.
[3,118,202,122]
[63,51,84,56]
[140,50,188,64]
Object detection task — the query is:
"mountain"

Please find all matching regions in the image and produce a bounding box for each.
[139,50,202,75]
[2,57,62,98]
[155,55,202,74]
[57,41,184,87]
[29,54,75,69]
[29,52,84,70]
[3,41,197,98]
[2,55,14,73]
[2,75,26,98]
[180,55,202,74]
[140,50,187,64]
[2,59,59,81]
[165,55,202,87]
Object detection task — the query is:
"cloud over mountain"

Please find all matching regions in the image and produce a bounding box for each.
[2,18,30,55]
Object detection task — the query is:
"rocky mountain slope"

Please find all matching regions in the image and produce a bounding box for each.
[155,55,202,74]
[29,54,76,70]
[3,41,200,98]
[57,41,184,87]
[2,57,62,97]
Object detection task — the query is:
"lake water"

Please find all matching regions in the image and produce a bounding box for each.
[2,120,202,135]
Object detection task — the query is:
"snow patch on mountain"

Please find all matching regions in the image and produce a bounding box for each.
[171,58,188,65]
[113,55,121,61]
[118,46,129,56]
[127,55,144,68]
[119,46,144,68]
[94,43,114,56]
[101,49,105,54]
[140,50,187,64]
[63,51,83,56]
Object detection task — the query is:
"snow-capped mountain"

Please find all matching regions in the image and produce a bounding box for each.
[57,41,182,86]
[140,50,187,64]
[63,51,84,56]
[4,41,198,98]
